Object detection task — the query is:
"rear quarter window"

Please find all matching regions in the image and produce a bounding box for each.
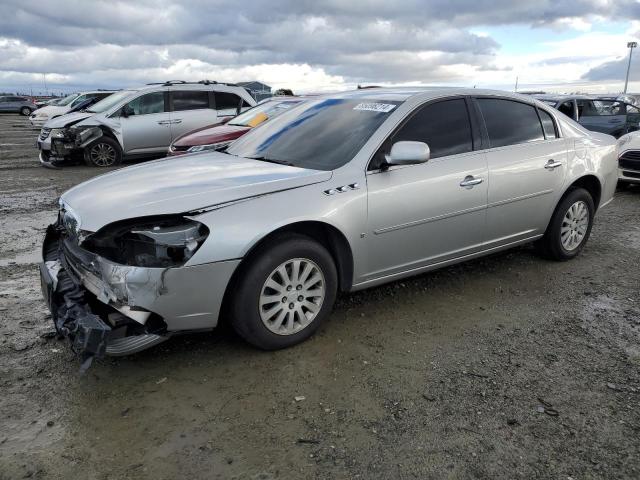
[538,109,558,139]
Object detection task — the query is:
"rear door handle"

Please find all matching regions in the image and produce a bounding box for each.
[157,120,170,125]
[171,119,182,124]
[544,159,563,170]
[459,175,483,188]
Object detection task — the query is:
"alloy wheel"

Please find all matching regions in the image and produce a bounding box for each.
[560,200,589,251]
[89,143,117,167]
[259,258,326,335]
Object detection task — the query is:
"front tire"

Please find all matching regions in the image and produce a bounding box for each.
[230,234,338,350]
[83,137,123,167]
[20,107,32,116]
[537,188,595,261]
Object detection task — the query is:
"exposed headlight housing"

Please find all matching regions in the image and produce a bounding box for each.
[187,141,233,153]
[50,128,66,138]
[81,216,209,268]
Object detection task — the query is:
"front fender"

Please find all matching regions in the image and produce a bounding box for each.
[187,173,367,273]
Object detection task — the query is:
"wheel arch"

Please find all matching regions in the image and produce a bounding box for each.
[564,174,602,209]
[244,220,354,293]
[218,220,354,327]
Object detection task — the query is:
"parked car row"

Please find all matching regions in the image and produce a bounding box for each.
[37,80,257,167]
[29,90,118,127]
[168,95,304,155]
[533,93,640,138]
[38,87,621,363]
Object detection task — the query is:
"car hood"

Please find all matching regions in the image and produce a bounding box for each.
[173,123,251,147]
[618,130,640,154]
[61,152,332,232]
[33,105,67,117]
[44,111,93,129]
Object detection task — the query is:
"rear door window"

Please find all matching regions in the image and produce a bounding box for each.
[172,90,210,111]
[477,98,544,148]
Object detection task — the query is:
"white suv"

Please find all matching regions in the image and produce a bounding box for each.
[37,81,256,167]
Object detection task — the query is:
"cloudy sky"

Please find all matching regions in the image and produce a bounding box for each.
[1,0,639,95]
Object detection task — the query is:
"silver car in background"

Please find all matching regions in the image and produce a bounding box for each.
[37,80,256,167]
[0,95,37,116]
[39,88,618,363]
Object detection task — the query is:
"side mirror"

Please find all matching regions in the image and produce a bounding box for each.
[384,141,430,167]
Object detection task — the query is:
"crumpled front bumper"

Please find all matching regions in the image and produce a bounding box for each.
[39,222,239,364]
[40,225,117,364]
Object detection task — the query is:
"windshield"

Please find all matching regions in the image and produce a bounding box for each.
[228,99,303,127]
[86,90,135,113]
[226,98,400,170]
[56,93,80,106]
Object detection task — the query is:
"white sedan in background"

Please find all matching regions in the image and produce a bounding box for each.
[29,91,116,127]
[617,131,640,185]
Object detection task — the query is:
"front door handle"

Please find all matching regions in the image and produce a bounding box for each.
[459,175,483,188]
[171,119,182,124]
[157,120,171,125]
[544,159,563,170]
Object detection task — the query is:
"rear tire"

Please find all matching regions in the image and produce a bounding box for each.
[20,107,32,116]
[230,234,338,350]
[536,188,595,261]
[83,137,123,167]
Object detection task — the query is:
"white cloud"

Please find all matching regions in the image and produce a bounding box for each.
[1,1,640,94]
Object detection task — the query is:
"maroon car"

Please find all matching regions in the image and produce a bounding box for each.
[168,97,304,155]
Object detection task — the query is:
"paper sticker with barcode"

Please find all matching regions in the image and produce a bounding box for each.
[353,103,396,113]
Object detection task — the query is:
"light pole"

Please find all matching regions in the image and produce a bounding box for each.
[624,41,637,94]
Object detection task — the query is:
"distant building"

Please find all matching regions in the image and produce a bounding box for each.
[238,81,272,102]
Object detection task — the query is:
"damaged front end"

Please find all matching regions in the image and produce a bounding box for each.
[43,125,105,165]
[40,209,209,368]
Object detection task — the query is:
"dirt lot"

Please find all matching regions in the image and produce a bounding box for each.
[0,113,639,480]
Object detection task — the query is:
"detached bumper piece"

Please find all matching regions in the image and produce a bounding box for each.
[40,225,167,370]
[41,226,111,370]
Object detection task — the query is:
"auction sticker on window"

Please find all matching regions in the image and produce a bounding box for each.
[353,103,396,113]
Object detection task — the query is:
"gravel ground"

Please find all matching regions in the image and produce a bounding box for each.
[0,113,639,480]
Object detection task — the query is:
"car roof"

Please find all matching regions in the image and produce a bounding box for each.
[532,94,597,102]
[78,90,118,94]
[257,96,305,104]
[324,87,545,104]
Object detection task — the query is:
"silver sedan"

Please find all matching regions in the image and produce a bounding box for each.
[39,88,618,362]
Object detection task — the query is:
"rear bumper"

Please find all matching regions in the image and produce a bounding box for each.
[40,224,240,362]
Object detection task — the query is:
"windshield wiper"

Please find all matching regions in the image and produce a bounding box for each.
[247,156,295,166]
